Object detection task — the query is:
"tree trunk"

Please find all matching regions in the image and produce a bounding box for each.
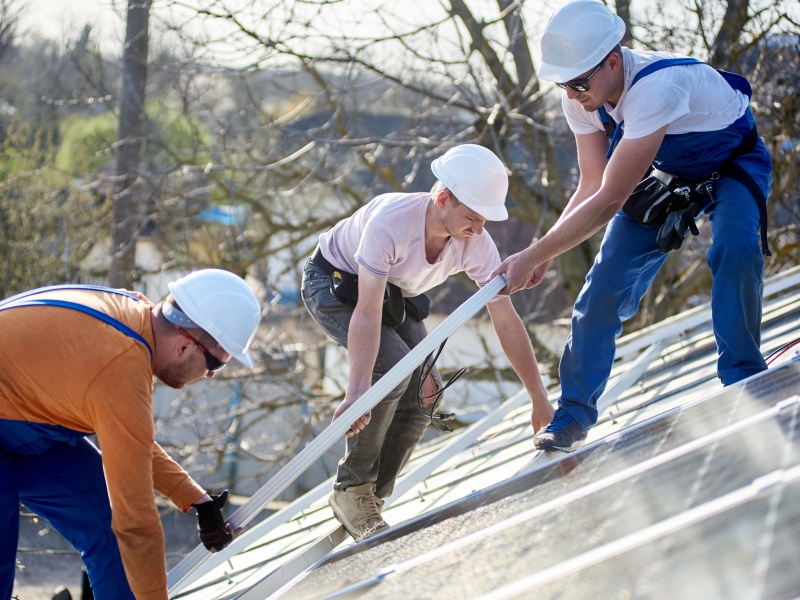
[708,0,750,69]
[496,0,537,97]
[615,0,633,47]
[110,0,151,289]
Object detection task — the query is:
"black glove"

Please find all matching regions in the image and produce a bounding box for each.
[656,202,701,253]
[193,490,232,552]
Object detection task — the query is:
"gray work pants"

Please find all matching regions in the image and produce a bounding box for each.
[301,261,434,499]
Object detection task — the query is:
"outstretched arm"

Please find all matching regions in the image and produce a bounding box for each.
[332,267,388,436]
[487,297,553,433]
[494,127,666,293]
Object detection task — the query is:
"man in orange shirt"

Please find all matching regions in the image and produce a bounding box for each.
[0,269,262,600]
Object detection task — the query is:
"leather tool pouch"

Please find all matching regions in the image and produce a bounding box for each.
[623,170,693,229]
[330,270,407,328]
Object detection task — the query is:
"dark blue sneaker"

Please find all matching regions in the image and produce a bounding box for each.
[533,408,588,453]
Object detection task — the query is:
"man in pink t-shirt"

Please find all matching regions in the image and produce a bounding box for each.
[302,145,554,540]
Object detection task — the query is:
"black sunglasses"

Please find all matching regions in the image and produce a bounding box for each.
[179,327,226,372]
[556,57,607,93]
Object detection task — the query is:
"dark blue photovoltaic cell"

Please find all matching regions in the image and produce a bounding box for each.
[274,361,800,600]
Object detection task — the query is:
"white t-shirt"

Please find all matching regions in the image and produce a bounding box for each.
[318,192,501,296]
[562,47,750,139]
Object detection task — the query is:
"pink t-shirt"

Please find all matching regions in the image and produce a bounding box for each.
[318,192,500,296]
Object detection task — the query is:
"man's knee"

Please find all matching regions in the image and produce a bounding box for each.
[79,528,135,600]
[708,233,763,282]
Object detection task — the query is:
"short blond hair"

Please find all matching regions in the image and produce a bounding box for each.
[430,181,460,205]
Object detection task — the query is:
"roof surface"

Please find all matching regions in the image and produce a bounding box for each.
[169,266,800,600]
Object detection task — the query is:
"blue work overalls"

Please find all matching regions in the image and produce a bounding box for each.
[558,59,773,429]
[0,286,147,600]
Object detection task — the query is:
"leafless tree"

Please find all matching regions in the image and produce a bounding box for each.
[146,0,797,326]
[110,0,152,289]
[3,0,797,494]
[0,0,20,63]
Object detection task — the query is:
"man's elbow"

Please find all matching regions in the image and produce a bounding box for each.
[351,301,383,329]
[594,185,631,221]
[489,299,524,329]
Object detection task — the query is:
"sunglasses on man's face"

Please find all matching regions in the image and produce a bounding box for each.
[178,328,227,372]
[555,59,606,93]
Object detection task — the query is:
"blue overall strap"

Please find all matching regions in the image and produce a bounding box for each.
[597,106,617,138]
[630,57,703,86]
[0,284,140,308]
[604,57,704,158]
[0,294,152,360]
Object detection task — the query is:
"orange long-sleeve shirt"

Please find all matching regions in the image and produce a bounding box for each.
[0,288,205,599]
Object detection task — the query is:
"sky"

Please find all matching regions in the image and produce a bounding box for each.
[13,0,567,77]
[19,0,125,49]
[16,0,564,60]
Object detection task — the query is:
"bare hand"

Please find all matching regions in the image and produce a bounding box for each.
[492,247,549,295]
[531,400,555,434]
[420,372,440,407]
[333,396,371,437]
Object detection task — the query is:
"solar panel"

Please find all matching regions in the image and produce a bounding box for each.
[270,361,800,600]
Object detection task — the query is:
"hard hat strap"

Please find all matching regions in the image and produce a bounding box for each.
[163,301,201,329]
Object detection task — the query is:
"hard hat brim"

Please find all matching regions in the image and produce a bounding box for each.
[472,204,508,221]
[539,62,595,84]
[235,350,255,368]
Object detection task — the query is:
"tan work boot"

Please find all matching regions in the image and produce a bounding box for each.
[329,483,390,541]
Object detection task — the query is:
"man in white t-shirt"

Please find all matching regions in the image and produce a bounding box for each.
[302,144,553,540]
[494,0,772,453]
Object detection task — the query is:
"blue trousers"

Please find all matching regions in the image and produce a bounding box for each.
[559,174,767,429]
[0,421,135,600]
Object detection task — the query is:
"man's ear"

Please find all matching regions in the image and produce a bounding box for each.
[607,51,622,73]
[434,189,449,208]
[174,334,193,360]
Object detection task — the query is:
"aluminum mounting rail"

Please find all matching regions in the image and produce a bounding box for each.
[169,473,336,593]
[231,387,543,600]
[167,275,507,594]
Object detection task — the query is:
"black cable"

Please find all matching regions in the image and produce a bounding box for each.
[417,338,466,433]
[765,337,800,366]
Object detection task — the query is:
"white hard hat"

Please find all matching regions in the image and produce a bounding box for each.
[539,0,626,83]
[168,269,262,368]
[430,144,509,221]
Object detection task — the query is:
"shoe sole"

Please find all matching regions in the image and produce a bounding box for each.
[328,495,390,540]
[534,438,586,453]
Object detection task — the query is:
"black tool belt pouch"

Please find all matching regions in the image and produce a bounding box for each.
[624,168,720,230]
[404,294,431,322]
[312,246,430,327]
[623,171,693,229]
[330,269,407,328]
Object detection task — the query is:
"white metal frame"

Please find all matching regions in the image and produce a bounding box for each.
[168,276,507,593]
[311,392,799,600]
[230,388,537,599]
[172,265,800,598]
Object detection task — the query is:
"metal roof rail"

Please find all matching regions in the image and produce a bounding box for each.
[615,264,800,361]
[170,265,800,597]
[167,275,508,594]
[227,387,545,600]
